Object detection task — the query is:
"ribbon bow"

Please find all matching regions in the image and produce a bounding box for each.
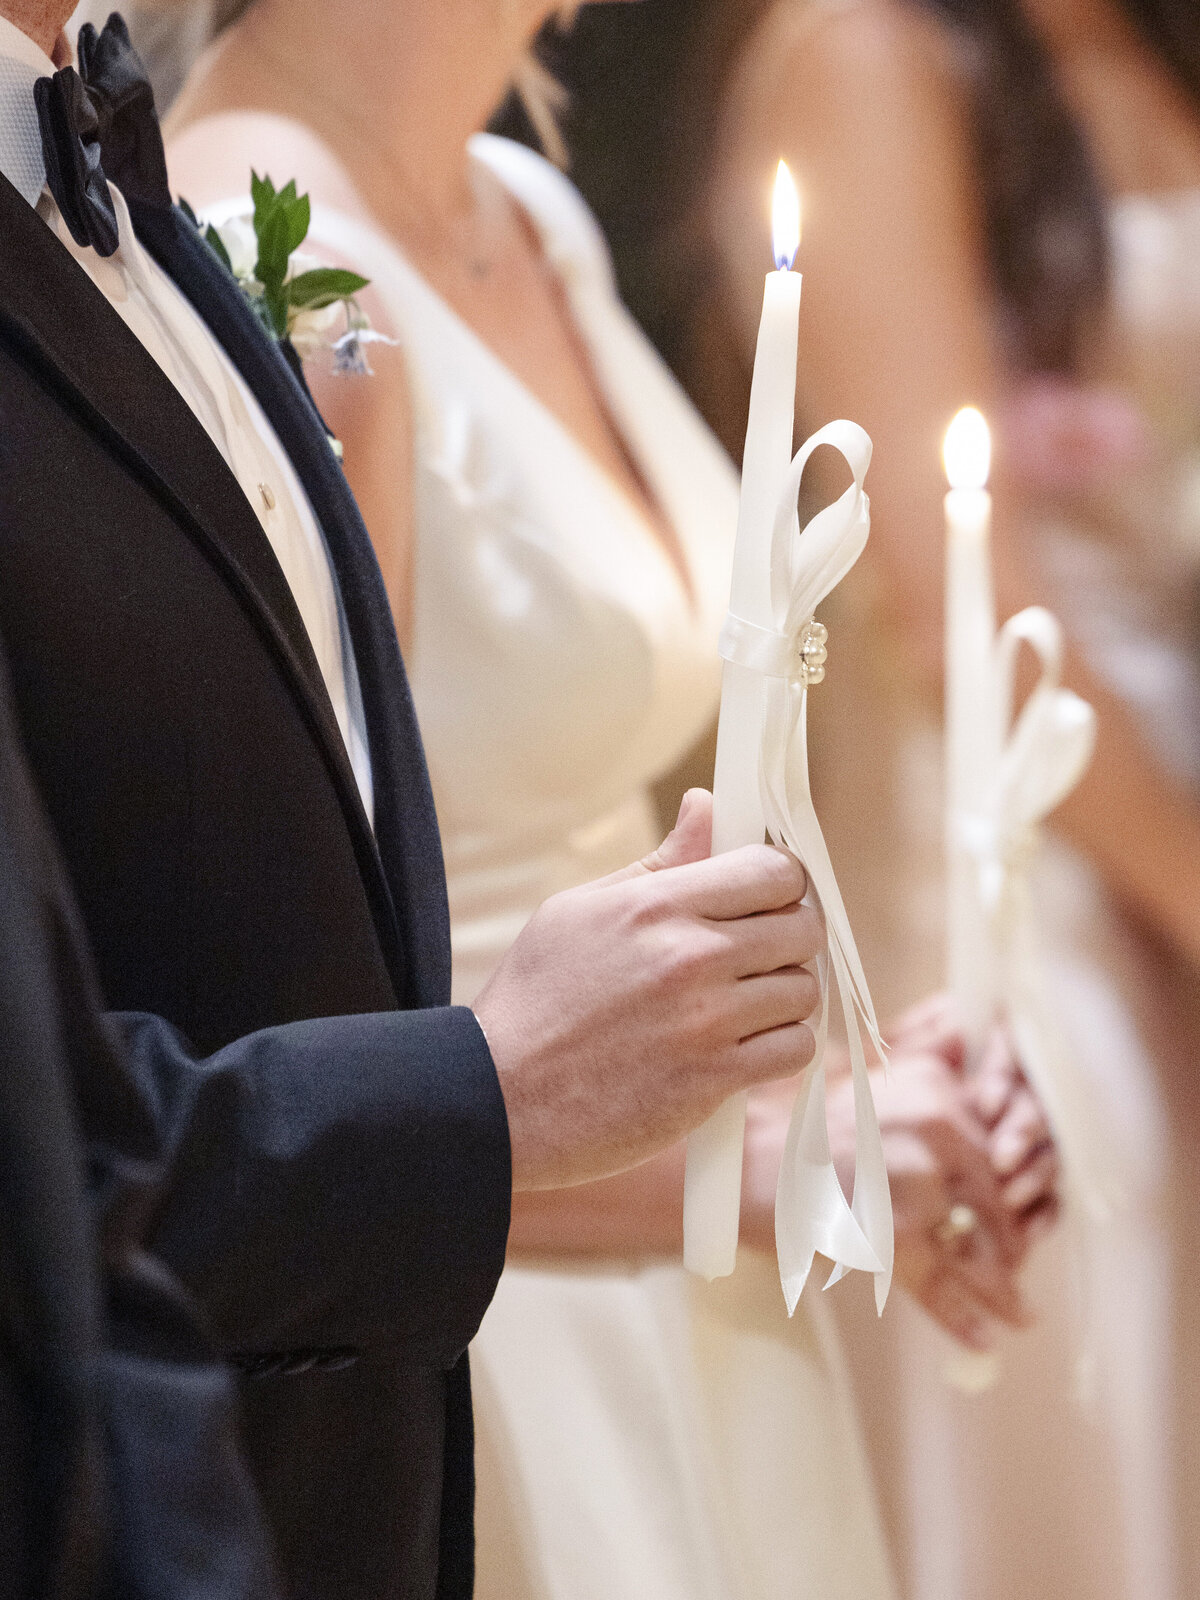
[991,609,1096,887]
[720,420,894,1314]
[35,13,171,259]
[957,607,1117,1218]
[956,607,1095,913]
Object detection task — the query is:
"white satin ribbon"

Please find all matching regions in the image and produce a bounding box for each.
[720,420,894,1315]
[955,606,1118,1219]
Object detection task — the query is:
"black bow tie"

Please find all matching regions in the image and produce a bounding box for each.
[34,12,172,258]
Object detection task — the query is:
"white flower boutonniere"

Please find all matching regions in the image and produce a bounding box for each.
[180,172,394,375]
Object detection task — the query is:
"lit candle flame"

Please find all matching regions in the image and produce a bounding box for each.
[943,406,992,491]
[772,160,801,272]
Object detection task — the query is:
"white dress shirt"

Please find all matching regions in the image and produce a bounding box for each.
[0,16,375,825]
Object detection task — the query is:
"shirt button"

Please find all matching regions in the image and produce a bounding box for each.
[259,482,277,512]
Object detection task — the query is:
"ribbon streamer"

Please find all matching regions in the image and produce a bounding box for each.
[720,420,895,1315]
[956,606,1118,1220]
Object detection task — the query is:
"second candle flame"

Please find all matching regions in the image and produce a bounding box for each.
[772,160,802,271]
[943,406,992,491]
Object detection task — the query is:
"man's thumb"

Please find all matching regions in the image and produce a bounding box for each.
[587,790,714,891]
[644,789,713,871]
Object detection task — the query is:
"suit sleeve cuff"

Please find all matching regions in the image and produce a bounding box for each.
[125,1004,511,1362]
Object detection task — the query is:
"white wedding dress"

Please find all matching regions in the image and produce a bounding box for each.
[304,133,898,1600]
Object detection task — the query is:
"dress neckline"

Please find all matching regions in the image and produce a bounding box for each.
[306,137,702,618]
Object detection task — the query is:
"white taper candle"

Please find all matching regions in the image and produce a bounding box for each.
[684,163,803,1280]
[943,406,999,1050]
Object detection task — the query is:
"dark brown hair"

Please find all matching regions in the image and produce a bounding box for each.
[531,0,1200,378]
[923,0,1108,371]
[211,0,256,27]
[911,0,1200,370]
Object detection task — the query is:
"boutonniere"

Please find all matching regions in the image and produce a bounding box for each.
[180,172,393,375]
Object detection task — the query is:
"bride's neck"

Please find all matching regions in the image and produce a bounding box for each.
[199,0,535,216]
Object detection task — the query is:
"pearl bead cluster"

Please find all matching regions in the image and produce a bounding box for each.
[795,619,829,687]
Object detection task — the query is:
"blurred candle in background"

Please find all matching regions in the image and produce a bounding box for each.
[684,162,803,1281]
[943,406,1000,1052]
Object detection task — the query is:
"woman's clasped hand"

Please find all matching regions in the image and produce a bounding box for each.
[741,994,1059,1350]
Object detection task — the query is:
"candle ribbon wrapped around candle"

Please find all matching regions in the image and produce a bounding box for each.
[954,605,1119,1219]
[718,419,894,1314]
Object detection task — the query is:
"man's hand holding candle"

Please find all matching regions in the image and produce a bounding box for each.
[477,790,826,1194]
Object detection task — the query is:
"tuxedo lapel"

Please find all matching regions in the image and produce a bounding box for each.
[0,173,406,995]
[132,200,451,1010]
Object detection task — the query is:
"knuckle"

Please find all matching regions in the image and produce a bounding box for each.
[649,932,701,996]
[752,844,807,901]
[624,876,673,931]
[662,924,726,988]
[751,1024,814,1084]
[689,981,730,1049]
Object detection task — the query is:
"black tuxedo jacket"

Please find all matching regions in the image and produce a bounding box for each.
[0,637,276,1600]
[0,170,511,1600]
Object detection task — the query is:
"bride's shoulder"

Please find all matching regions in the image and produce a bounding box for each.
[469,134,617,293]
[747,0,954,69]
[722,0,968,180]
[164,111,371,222]
[733,0,961,119]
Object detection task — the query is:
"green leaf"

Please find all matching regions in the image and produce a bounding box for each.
[283,193,311,256]
[177,195,199,230]
[244,169,324,336]
[286,267,370,310]
[263,281,290,340]
[250,169,276,232]
[204,222,233,275]
[255,203,291,297]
